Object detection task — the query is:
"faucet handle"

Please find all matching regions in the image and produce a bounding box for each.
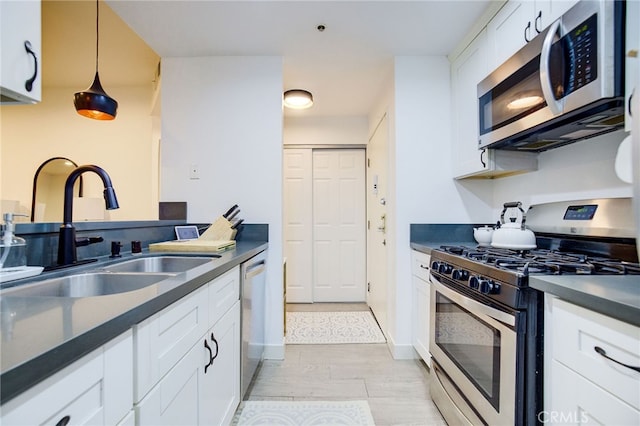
[110,241,123,258]
[75,236,104,247]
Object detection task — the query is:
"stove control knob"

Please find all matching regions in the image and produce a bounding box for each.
[452,269,469,281]
[431,261,440,271]
[469,276,480,290]
[438,263,453,275]
[480,280,501,295]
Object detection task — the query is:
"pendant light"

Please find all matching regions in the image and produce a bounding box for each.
[74,0,118,120]
[283,89,313,109]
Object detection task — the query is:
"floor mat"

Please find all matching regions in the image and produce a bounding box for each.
[233,400,376,425]
[285,311,386,344]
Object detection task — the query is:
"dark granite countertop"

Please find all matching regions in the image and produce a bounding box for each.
[410,241,478,255]
[530,275,640,327]
[0,241,267,404]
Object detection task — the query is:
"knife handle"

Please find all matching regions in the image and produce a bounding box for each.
[223,204,238,218]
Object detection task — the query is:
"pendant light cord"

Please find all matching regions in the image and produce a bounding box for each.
[95,0,99,73]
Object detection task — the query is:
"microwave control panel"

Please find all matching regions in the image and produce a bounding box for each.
[565,14,598,97]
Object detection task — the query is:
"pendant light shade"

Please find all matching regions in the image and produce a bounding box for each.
[283,89,313,109]
[74,0,117,120]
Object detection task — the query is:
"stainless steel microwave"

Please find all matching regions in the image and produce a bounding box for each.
[477,0,625,152]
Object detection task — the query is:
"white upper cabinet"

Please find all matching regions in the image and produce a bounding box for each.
[0,0,41,104]
[450,28,538,179]
[487,0,578,72]
[451,29,490,178]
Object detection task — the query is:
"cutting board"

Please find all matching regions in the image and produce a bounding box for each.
[149,239,236,253]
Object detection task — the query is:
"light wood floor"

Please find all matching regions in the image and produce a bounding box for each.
[243,303,447,425]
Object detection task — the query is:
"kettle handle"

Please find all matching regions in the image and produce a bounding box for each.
[500,202,527,230]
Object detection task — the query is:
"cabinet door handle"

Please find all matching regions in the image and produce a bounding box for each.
[629,91,634,118]
[594,346,640,373]
[534,10,542,34]
[210,332,219,362]
[419,264,429,270]
[204,338,213,374]
[524,21,531,42]
[55,415,71,426]
[480,149,487,168]
[24,40,38,92]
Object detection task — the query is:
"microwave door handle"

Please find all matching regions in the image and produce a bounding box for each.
[539,19,563,115]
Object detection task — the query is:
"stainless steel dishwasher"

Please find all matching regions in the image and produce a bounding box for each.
[240,250,267,398]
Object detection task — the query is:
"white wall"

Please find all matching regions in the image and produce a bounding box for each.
[283,116,368,145]
[366,56,495,358]
[160,56,285,357]
[492,131,632,211]
[0,85,157,221]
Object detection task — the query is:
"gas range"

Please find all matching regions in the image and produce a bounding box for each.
[428,198,638,426]
[430,243,640,310]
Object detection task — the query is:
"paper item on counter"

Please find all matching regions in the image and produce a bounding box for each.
[0,266,44,283]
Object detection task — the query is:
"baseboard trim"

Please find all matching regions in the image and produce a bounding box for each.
[386,334,418,360]
[263,339,285,360]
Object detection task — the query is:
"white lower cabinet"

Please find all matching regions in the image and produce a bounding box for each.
[200,302,241,426]
[136,302,240,426]
[1,331,133,426]
[544,295,640,425]
[134,265,241,426]
[411,250,431,367]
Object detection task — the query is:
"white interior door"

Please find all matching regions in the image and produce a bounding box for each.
[312,149,366,302]
[283,149,313,303]
[366,114,389,335]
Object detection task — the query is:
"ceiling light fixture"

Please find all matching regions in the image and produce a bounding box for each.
[73,0,118,120]
[283,89,313,109]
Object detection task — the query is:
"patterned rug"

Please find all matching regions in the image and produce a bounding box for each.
[233,400,375,425]
[285,311,386,344]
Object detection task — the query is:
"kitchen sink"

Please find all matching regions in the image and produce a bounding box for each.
[0,273,171,298]
[102,256,216,273]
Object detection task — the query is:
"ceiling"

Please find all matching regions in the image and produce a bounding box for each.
[45,0,496,118]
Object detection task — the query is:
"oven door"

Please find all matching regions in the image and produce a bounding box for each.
[429,276,519,426]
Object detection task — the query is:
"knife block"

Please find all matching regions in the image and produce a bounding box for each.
[199,216,237,241]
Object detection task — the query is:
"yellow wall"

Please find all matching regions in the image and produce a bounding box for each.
[1,85,158,221]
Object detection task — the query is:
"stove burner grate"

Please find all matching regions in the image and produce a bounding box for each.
[438,245,640,276]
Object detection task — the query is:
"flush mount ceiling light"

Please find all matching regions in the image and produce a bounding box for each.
[73,0,118,120]
[283,89,314,109]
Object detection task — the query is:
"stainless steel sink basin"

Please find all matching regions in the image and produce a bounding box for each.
[102,256,215,273]
[0,273,170,298]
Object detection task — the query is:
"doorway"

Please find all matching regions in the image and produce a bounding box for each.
[283,148,366,303]
[366,114,389,335]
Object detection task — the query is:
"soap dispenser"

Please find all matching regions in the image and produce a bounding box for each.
[0,213,27,270]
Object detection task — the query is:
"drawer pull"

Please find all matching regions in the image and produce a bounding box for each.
[594,346,640,373]
[210,332,219,362]
[419,264,429,270]
[55,416,71,426]
[204,339,213,373]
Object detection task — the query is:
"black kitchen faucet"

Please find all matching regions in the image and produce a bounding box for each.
[54,165,119,268]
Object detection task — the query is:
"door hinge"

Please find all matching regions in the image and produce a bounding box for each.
[367,282,370,292]
[367,220,370,230]
[367,158,370,168]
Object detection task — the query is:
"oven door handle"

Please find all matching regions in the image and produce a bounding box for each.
[431,274,516,327]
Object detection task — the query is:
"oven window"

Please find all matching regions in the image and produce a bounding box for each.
[435,292,501,409]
